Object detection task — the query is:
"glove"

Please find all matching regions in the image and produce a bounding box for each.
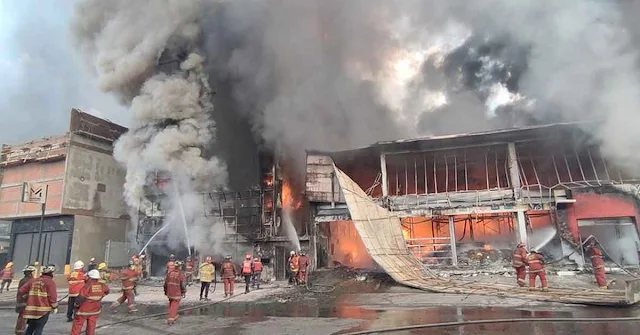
[52,308,59,315]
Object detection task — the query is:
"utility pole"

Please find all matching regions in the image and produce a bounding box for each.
[35,200,46,265]
[22,183,48,264]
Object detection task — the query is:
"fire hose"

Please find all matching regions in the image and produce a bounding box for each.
[95,285,278,331]
[547,235,639,279]
[341,316,640,335]
[304,272,335,293]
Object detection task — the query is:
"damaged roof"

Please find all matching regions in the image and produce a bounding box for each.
[308,122,592,157]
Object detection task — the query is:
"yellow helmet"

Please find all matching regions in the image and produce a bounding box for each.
[98,262,107,270]
[5,262,13,268]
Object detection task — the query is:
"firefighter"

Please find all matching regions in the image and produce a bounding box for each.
[297,251,310,285]
[132,255,142,296]
[1,261,14,293]
[111,261,138,313]
[87,258,97,272]
[167,254,176,273]
[527,249,548,291]
[66,261,86,322]
[18,264,58,335]
[199,256,214,301]
[97,263,110,285]
[588,241,608,289]
[289,251,299,285]
[70,269,109,335]
[164,260,186,325]
[185,256,195,286]
[14,265,35,335]
[512,242,528,287]
[252,257,263,290]
[241,254,253,294]
[220,255,237,297]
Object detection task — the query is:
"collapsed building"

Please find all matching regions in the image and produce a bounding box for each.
[306,122,640,271]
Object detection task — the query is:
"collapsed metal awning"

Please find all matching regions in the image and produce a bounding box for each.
[333,165,640,306]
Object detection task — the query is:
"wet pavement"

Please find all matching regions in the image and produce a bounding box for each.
[2,291,639,334]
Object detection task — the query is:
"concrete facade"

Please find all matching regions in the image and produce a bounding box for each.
[0,109,128,271]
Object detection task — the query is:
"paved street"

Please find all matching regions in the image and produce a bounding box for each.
[1,281,639,335]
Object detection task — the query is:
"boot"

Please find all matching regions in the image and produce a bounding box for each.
[224,294,228,298]
[110,301,120,309]
[199,297,203,301]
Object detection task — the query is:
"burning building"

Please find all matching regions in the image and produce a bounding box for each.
[307,123,640,270]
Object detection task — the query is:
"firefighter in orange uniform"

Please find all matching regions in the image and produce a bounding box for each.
[588,241,608,289]
[512,242,528,287]
[297,251,310,285]
[66,260,86,322]
[289,251,299,285]
[252,258,263,290]
[1,261,14,293]
[527,249,548,291]
[132,255,142,296]
[241,254,253,294]
[18,264,58,335]
[14,265,35,335]
[164,260,186,325]
[71,269,109,335]
[185,256,194,286]
[111,261,138,313]
[221,255,237,297]
[167,254,176,273]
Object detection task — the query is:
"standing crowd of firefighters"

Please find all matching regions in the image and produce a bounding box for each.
[512,239,609,291]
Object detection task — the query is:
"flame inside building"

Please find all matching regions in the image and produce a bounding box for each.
[309,123,640,270]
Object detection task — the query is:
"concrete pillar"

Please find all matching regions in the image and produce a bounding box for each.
[448,216,458,266]
[507,142,528,246]
[515,210,528,246]
[380,153,388,197]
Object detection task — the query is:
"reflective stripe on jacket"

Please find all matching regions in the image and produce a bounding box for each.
[18,275,57,319]
[527,254,545,273]
[164,269,186,300]
[120,269,138,291]
[76,280,109,316]
[289,256,299,272]
[590,247,605,269]
[512,247,528,267]
[199,263,214,283]
[67,270,86,297]
[221,261,236,279]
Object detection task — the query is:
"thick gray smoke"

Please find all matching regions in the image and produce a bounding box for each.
[71,0,640,251]
[201,0,640,171]
[71,0,227,252]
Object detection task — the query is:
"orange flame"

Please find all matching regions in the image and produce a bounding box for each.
[282,178,303,210]
[328,220,374,269]
[264,174,273,187]
[483,244,493,251]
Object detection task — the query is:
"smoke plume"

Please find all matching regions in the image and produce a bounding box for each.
[71,0,640,249]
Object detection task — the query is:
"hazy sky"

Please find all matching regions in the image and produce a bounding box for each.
[0,0,127,145]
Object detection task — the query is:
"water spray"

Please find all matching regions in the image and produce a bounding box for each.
[283,208,300,252]
[173,181,192,256]
[138,224,169,255]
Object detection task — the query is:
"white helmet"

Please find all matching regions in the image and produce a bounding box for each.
[73,260,85,270]
[290,251,295,256]
[87,269,100,279]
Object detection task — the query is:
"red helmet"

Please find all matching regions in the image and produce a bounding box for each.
[517,242,526,248]
[245,254,251,259]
